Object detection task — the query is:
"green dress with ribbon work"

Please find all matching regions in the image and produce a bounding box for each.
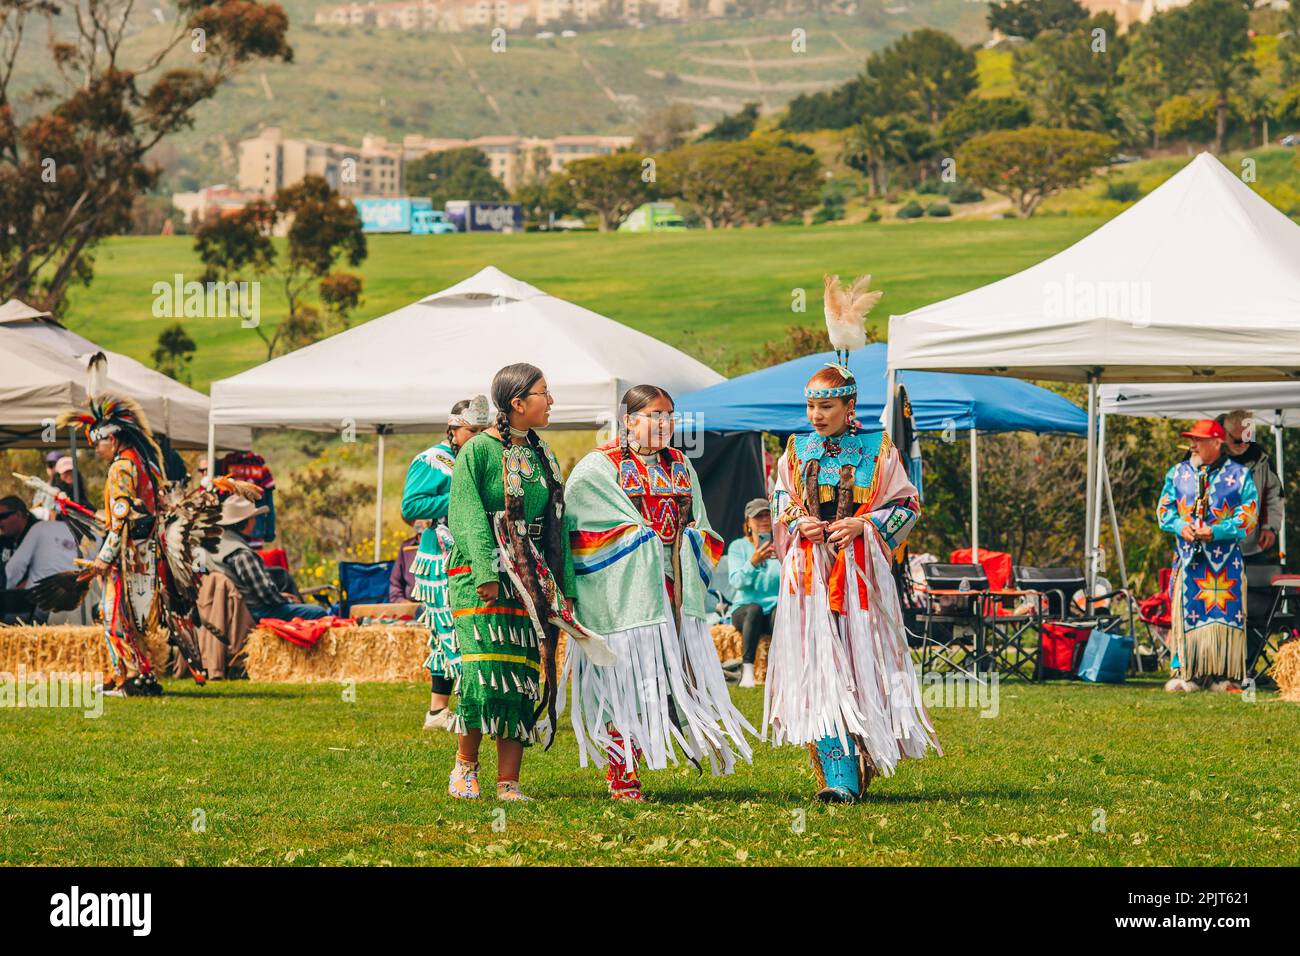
[446,430,576,742]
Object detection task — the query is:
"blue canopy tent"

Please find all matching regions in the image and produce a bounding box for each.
[676,343,1087,551]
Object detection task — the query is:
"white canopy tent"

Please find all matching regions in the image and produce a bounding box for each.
[0,298,252,452]
[1100,381,1299,562]
[208,265,726,558]
[0,335,88,444]
[888,153,1300,587]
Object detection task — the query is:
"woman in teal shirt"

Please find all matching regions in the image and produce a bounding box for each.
[726,497,782,688]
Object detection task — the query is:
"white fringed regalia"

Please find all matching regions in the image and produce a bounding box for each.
[765,429,941,786]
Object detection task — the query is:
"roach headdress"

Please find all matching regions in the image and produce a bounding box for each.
[56,358,165,481]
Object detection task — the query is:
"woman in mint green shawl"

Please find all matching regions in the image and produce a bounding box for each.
[563,385,756,801]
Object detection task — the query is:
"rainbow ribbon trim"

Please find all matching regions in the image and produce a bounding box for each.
[572,524,658,575]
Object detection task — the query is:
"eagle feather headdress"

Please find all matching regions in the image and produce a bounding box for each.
[822,274,883,368]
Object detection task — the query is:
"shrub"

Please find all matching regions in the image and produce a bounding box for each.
[1103,179,1143,202]
[949,182,984,204]
[926,202,952,217]
[896,200,924,219]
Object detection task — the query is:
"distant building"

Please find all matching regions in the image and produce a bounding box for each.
[238,127,404,198]
[400,133,633,191]
[171,184,261,226]
[312,0,719,32]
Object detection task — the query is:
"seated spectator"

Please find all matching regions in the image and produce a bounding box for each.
[51,456,92,512]
[726,497,781,688]
[28,451,64,520]
[210,496,328,623]
[1,496,79,624]
[389,520,424,603]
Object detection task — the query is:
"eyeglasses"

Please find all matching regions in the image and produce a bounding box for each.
[632,411,676,423]
[524,389,553,400]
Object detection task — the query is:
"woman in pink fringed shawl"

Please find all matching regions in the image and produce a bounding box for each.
[765,362,942,802]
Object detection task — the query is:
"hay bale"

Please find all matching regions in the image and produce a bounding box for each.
[0,625,110,675]
[241,624,430,683]
[1271,639,1300,702]
[709,623,770,683]
[0,625,170,677]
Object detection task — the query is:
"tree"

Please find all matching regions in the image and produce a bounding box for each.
[987,0,1089,40]
[937,96,1032,151]
[842,114,912,196]
[152,323,196,383]
[1013,20,1125,132]
[701,102,761,141]
[1155,92,1227,144]
[1280,0,1300,85]
[864,29,978,126]
[549,152,655,231]
[633,103,696,154]
[405,148,508,206]
[511,179,576,228]
[956,126,1115,217]
[780,80,870,132]
[1146,0,1256,154]
[194,175,366,358]
[658,139,821,228]
[0,0,292,312]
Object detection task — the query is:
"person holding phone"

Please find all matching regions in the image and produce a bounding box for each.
[726,498,781,688]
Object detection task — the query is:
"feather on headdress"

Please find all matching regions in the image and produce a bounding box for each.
[822,273,883,368]
[56,389,165,486]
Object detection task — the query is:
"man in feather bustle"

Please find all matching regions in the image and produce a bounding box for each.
[1157,419,1259,693]
[763,274,941,802]
[40,367,256,697]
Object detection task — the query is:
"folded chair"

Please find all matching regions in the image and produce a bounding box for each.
[913,562,988,677]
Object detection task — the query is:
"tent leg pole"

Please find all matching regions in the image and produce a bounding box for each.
[374,429,386,563]
[883,368,897,436]
[1084,376,1098,596]
[970,428,979,557]
[1275,411,1286,565]
[206,419,215,488]
[1093,413,1107,577]
[1103,452,1128,592]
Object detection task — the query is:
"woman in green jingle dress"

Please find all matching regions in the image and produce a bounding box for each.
[446,363,576,802]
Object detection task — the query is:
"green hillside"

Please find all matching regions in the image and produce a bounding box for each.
[11,2,990,191]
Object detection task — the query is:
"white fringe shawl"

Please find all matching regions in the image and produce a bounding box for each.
[561,585,757,776]
[762,533,941,778]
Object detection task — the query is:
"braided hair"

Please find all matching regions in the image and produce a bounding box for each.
[491,363,566,575]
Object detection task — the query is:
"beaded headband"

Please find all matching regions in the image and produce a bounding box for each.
[804,362,857,399]
[450,394,491,428]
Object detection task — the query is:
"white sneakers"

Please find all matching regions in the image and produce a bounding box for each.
[738,663,757,688]
[423,707,457,732]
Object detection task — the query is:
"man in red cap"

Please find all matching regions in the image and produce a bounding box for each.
[1156,419,1259,692]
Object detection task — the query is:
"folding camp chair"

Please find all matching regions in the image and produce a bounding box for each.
[977,581,1043,682]
[1257,572,1300,679]
[913,562,988,677]
[337,560,395,617]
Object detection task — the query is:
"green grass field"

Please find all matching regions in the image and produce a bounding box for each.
[2,677,1296,866]
[66,216,1106,387]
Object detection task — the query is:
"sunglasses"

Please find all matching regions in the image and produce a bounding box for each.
[0,511,16,520]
